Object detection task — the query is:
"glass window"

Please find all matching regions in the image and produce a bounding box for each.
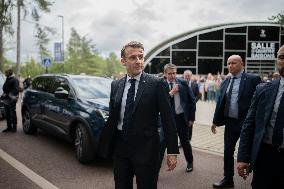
[198,59,223,75]
[248,26,280,41]
[71,77,112,99]
[156,47,170,56]
[224,52,246,66]
[144,58,170,74]
[172,51,196,66]
[198,42,223,57]
[225,35,246,50]
[32,77,51,93]
[172,36,197,49]
[225,27,247,33]
[199,29,223,40]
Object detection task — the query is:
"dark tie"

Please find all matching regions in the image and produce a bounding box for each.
[122,78,136,135]
[224,77,236,117]
[169,82,175,114]
[272,87,284,147]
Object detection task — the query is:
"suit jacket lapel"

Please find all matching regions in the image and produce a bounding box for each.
[114,76,126,109]
[264,79,280,125]
[221,78,230,100]
[238,73,247,101]
[132,73,147,114]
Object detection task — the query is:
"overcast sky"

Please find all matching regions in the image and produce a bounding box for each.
[5,0,284,62]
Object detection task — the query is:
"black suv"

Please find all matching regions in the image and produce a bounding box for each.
[22,74,111,163]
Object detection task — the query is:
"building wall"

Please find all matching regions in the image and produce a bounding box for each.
[145,23,284,76]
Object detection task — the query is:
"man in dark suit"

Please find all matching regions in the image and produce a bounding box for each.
[211,55,261,188]
[158,64,196,172]
[183,70,201,102]
[103,41,178,189]
[237,45,284,189]
[1,68,19,133]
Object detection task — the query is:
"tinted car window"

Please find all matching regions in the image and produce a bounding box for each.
[71,77,111,99]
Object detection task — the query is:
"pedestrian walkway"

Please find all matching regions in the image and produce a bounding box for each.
[192,101,239,157]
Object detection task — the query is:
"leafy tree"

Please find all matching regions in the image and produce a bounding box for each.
[0,0,53,72]
[104,52,125,77]
[269,10,284,26]
[0,0,15,71]
[20,57,44,77]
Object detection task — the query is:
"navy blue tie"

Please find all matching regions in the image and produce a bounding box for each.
[272,88,284,147]
[122,78,136,135]
[169,82,175,114]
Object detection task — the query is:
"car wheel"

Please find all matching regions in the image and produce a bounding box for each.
[22,109,37,134]
[74,123,94,163]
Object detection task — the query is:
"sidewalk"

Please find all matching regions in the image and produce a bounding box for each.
[192,101,239,157]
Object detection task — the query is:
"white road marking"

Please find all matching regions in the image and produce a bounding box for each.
[0,148,59,189]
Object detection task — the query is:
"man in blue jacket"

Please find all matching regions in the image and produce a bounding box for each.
[237,45,284,189]
[211,55,261,188]
[159,64,196,173]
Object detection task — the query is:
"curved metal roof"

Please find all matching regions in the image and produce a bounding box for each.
[145,21,281,65]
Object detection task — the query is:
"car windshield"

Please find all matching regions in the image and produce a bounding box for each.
[71,77,112,99]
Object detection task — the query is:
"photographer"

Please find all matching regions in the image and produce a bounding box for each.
[1,68,19,133]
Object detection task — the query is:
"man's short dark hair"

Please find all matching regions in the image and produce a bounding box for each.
[5,68,13,77]
[121,41,144,58]
[163,63,177,73]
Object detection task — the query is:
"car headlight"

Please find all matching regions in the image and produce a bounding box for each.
[95,109,109,121]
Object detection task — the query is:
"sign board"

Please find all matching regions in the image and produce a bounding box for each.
[248,42,276,60]
[54,42,63,62]
[42,57,52,67]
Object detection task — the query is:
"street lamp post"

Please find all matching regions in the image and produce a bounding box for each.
[58,15,64,72]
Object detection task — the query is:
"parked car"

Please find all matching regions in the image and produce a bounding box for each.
[22,74,111,163]
[0,72,6,119]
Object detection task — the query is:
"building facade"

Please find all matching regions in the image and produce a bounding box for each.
[144,22,284,76]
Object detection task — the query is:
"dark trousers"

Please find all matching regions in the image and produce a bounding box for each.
[159,113,193,169]
[251,143,284,189]
[224,118,241,178]
[113,133,158,189]
[4,102,17,130]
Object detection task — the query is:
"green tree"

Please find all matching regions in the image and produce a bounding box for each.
[15,0,53,76]
[0,0,15,71]
[0,0,53,72]
[20,57,44,77]
[268,10,284,26]
[104,52,125,77]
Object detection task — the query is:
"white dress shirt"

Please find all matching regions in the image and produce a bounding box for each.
[117,73,141,130]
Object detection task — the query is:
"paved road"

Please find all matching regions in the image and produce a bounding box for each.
[0,101,251,189]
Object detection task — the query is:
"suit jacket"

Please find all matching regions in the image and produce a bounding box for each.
[190,81,200,102]
[3,75,19,96]
[237,79,281,170]
[213,72,261,126]
[98,72,179,164]
[168,78,196,122]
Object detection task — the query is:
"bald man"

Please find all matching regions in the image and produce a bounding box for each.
[211,55,261,188]
[237,45,284,188]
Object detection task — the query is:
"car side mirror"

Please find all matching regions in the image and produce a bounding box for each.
[54,87,69,99]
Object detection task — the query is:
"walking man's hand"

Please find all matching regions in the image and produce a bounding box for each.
[166,155,177,171]
[211,124,217,134]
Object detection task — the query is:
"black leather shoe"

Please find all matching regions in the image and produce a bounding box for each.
[186,163,193,172]
[2,128,12,133]
[11,128,17,133]
[213,178,234,188]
